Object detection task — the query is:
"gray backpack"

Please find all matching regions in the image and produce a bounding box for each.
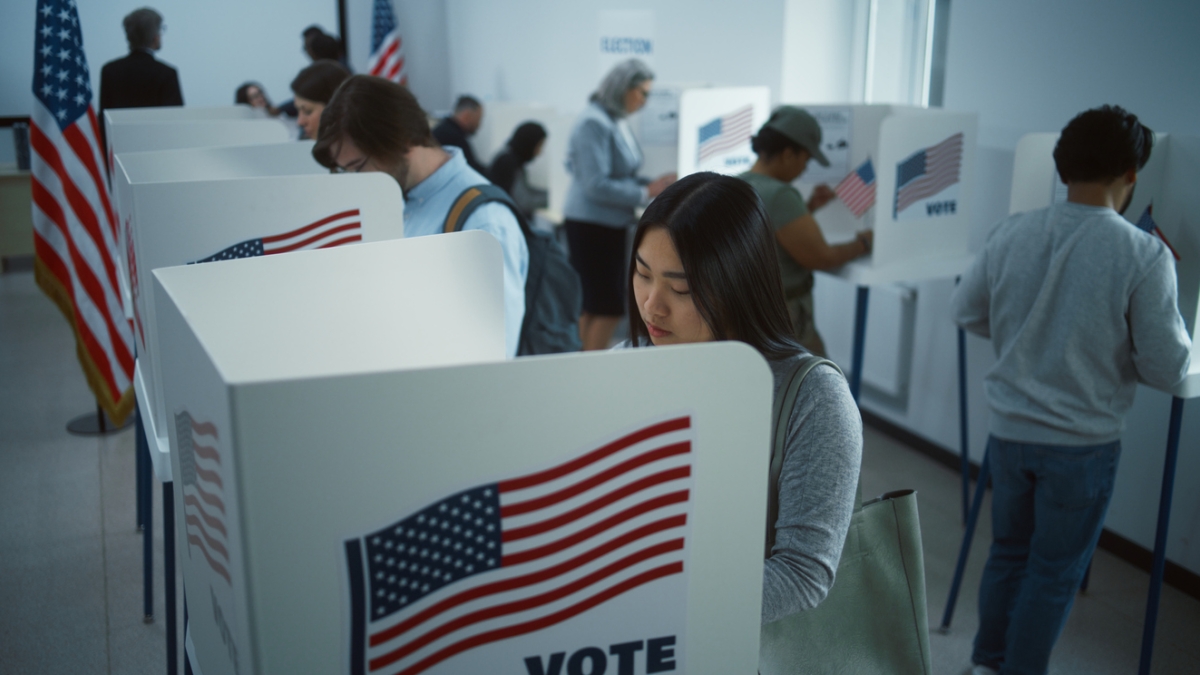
[444,184,582,356]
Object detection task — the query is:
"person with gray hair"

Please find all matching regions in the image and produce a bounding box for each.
[99,7,182,150]
[564,58,676,350]
[433,95,487,175]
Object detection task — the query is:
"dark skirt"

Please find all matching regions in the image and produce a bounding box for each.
[564,219,628,316]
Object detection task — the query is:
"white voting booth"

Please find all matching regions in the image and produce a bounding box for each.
[114,141,324,186]
[153,238,770,674]
[103,105,272,165]
[117,171,404,482]
[676,87,771,179]
[791,105,979,286]
[1011,131,1200,396]
[108,117,293,315]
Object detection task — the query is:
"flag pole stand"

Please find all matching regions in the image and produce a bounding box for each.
[67,402,133,436]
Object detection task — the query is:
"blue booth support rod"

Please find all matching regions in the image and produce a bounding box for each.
[849,286,870,403]
[1139,396,1185,675]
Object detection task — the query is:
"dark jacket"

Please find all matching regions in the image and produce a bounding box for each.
[99,50,183,147]
[432,117,486,175]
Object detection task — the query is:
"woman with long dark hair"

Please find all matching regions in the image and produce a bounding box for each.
[488,121,549,220]
[625,171,861,623]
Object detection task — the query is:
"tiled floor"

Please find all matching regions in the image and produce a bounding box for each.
[2,268,1198,674]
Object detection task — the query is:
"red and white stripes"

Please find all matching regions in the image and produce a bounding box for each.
[31,101,134,420]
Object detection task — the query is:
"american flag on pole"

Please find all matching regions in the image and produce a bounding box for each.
[175,411,231,585]
[192,209,362,263]
[31,0,134,424]
[697,105,754,164]
[834,158,877,217]
[1134,204,1180,261]
[368,0,408,84]
[894,132,964,217]
[344,415,693,675]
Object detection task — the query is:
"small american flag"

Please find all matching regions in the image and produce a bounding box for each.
[835,158,877,217]
[192,209,361,263]
[344,415,693,675]
[1134,204,1180,261]
[894,132,964,217]
[31,0,134,424]
[368,0,408,85]
[175,411,231,585]
[697,106,754,164]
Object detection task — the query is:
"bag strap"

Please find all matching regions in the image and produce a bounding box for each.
[765,354,855,558]
[443,183,535,240]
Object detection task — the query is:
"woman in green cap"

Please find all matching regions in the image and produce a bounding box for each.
[739,106,873,356]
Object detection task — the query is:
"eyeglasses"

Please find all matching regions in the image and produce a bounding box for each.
[333,156,370,174]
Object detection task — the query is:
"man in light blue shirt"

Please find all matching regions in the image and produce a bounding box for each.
[310,76,528,357]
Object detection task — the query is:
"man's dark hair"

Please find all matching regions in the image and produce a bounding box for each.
[750,126,804,161]
[454,96,483,113]
[627,172,802,361]
[1054,105,1154,183]
[123,8,163,50]
[290,60,351,104]
[302,25,324,39]
[307,33,342,61]
[312,75,436,169]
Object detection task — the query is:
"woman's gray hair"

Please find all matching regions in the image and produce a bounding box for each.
[591,59,654,119]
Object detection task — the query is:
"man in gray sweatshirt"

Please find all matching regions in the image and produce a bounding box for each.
[952,105,1191,675]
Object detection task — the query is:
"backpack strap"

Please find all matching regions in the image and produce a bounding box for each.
[443,184,534,239]
[765,354,845,557]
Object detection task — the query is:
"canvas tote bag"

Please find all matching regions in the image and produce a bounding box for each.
[759,355,932,675]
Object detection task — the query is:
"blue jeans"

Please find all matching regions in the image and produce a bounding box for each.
[972,435,1121,675]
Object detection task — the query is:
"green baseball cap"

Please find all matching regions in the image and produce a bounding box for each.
[763,106,829,167]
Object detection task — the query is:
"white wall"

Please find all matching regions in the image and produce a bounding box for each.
[1,0,338,117]
[843,0,1200,574]
[442,0,786,115]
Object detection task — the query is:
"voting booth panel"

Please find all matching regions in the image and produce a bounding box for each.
[1011,132,1200,396]
[154,248,770,674]
[112,141,324,318]
[153,232,506,675]
[125,173,405,479]
[677,87,771,179]
[103,106,265,170]
[791,105,978,286]
[106,119,288,159]
[116,142,324,185]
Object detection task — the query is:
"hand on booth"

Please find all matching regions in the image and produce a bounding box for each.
[807,184,836,212]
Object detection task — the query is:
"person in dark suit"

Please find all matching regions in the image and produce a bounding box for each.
[99,8,182,151]
[432,95,487,175]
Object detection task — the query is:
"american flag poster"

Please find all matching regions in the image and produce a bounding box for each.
[835,158,877,218]
[192,209,361,263]
[1134,204,1180,261]
[696,105,754,168]
[893,132,964,221]
[175,411,232,586]
[344,415,694,675]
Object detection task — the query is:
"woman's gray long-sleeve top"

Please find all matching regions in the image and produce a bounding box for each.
[563,101,647,227]
[761,354,862,625]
